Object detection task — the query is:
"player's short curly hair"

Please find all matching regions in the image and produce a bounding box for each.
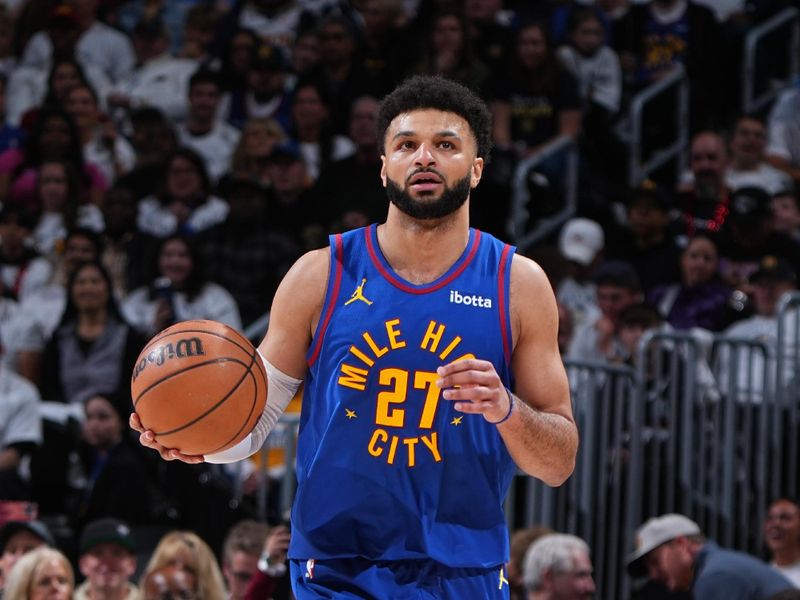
[377,75,492,160]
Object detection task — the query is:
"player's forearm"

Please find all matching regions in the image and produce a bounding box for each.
[498,395,578,486]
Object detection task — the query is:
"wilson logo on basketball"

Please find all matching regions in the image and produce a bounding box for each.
[132,337,206,381]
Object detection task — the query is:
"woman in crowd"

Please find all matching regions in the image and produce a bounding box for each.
[3,546,74,600]
[65,83,136,186]
[412,10,489,94]
[123,234,242,337]
[136,148,229,238]
[31,160,104,258]
[647,233,734,332]
[489,21,583,158]
[140,531,226,600]
[38,260,144,404]
[225,117,287,188]
[286,79,354,181]
[0,108,106,207]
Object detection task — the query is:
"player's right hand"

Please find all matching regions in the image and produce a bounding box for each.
[129,412,205,464]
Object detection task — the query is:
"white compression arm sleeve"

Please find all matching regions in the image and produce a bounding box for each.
[204,351,302,464]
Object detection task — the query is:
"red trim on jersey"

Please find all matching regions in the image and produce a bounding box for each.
[498,244,512,365]
[365,226,482,294]
[308,234,344,367]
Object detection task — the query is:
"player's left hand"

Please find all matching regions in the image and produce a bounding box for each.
[436,359,512,424]
[129,412,205,463]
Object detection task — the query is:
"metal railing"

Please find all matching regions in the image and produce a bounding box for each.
[241,294,800,599]
[509,135,578,253]
[742,7,800,114]
[512,300,799,599]
[627,66,689,187]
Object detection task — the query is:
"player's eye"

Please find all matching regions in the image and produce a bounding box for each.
[439,141,453,149]
[399,141,415,150]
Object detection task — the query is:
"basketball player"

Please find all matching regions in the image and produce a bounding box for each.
[132,75,578,598]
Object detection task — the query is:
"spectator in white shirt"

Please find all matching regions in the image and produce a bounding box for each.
[764,497,800,588]
[0,348,43,499]
[6,57,110,129]
[556,217,605,333]
[136,147,229,238]
[557,7,622,117]
[123,234,242,337]
[767,85,800,187]
[717,256,798,403]
[65,83,136,186]
[20,0,135,84]
[726,115,793,195]
[30,160,104,259]
[107,18,197,124]
[177,69,240,183]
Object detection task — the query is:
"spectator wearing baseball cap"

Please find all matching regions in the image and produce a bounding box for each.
[218,41,293,131]
[556,218,605,335]
[717,186,800,289]
[717,255,798,404]
[628,513,792,599]
[74,518,138,600]
[0,520,54,594]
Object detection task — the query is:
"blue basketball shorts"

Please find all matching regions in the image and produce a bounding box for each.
[289,557,511,599]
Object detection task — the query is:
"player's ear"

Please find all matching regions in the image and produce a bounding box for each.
[380,156,387,187]
[470,157,484,188]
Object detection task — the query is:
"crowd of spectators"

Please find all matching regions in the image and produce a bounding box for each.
[0,0,799,598]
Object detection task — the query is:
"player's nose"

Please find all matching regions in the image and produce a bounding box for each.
[413,143,436,166]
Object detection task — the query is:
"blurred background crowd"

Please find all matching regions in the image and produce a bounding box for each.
[0,0,799,598]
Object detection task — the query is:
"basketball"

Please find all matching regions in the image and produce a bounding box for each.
[130,320,267,456]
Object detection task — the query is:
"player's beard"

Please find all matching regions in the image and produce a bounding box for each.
[386,173,472,220]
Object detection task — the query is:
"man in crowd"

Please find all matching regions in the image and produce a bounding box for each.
[764,498,800,588]
[567,260,642,362]
[522,533,596,599]
[672,132,730,245]
[178,69,240,182]
[628,513,792,598]
[726,115,792,195]
[74,517,138,600]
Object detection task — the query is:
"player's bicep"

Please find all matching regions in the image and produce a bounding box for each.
[509,256,573,421]
[258,248,330,379]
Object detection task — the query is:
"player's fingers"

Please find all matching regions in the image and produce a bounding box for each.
[452,399,494,414]
[436,358,492,377]
[169,449,204,464]
[129,412,143,432]
[138,430,158,448]
[442,385,494,402]
[437,368,497,390]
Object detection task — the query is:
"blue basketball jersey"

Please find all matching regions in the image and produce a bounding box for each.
[289,224,517,568]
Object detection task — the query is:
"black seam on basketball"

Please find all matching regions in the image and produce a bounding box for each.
[202,348,262,454]
[133,357,247,408]
[153,347,259,438]
[204,367,260,455]
[139,327,252,359]
[201,347,261,453]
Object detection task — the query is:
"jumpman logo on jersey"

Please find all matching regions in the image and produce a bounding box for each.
[498,567,509,590]
[344,278,373,306]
